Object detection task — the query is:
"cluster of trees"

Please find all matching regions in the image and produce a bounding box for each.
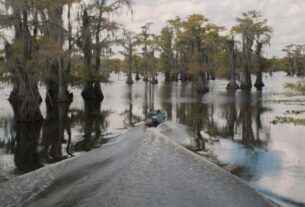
[118,13,304,86]
[6,0,305,123]
[281,44,305,76]
[263,44,305,77]
[0,0,132,122]
[119,11,273,94]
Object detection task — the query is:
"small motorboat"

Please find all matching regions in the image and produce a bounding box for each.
[145,109,167,127]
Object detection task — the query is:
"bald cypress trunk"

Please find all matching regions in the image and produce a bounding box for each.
[93,13,104,101]
[149,50,158,85]
[180,52,188,82]
[165,72,171,82]
[254,73,264,90]
[135,73,140,81]
[143,50,149,82]
[196,72,209,94]
[80,8,104,102]
[240,33,253,91]
[226,39,239,91]
[46,5,72,103]
[126,43,134,85]
[57,56,71,102]
[254,42,264,90]
[7,6,43,122]
[80,9,96,101]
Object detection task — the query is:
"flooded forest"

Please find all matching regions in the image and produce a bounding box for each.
[1,0,305,207]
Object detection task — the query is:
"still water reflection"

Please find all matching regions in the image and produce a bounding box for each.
[0,72,305,205]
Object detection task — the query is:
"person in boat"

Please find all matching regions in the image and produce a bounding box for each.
[152,110,163,126]
[147,108,156,119]
[146,109,166,127]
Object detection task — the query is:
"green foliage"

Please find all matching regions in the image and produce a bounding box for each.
[232,10,272,77]
[285,110,305,115]
[281,44,305,75]
[101,58,123,73]
[265,99,305,104]
[265,56,283,72]
[271,116,305,126]
[69,57,110,86]
[0,60,6,81]
[132,54,145,73]
[284,81,305,94]
[1,0,298,93]
[158,26,174,73]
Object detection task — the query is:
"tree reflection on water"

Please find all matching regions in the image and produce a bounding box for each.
[159,81,272,174]
[0,78,272,180]
[4,99,110,175]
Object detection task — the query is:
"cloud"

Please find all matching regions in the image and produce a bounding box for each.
[119,0,305,57]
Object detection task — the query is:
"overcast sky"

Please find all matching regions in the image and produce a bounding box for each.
[119,0,305,57]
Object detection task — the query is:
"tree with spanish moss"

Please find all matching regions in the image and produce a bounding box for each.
[252,12,272,90]
[232,11,256,90]
[158,25,174,82]
[37,0,77,103]
[119,29,137,85]
[76,0,133,101]
[137,22,153,82]
[226,36,240,91]
[181,14,209,93]
[2,0,43,122]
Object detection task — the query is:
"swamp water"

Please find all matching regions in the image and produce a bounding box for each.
[0,72,305,206]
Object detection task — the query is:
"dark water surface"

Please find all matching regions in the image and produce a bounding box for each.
[1,72,305,206]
